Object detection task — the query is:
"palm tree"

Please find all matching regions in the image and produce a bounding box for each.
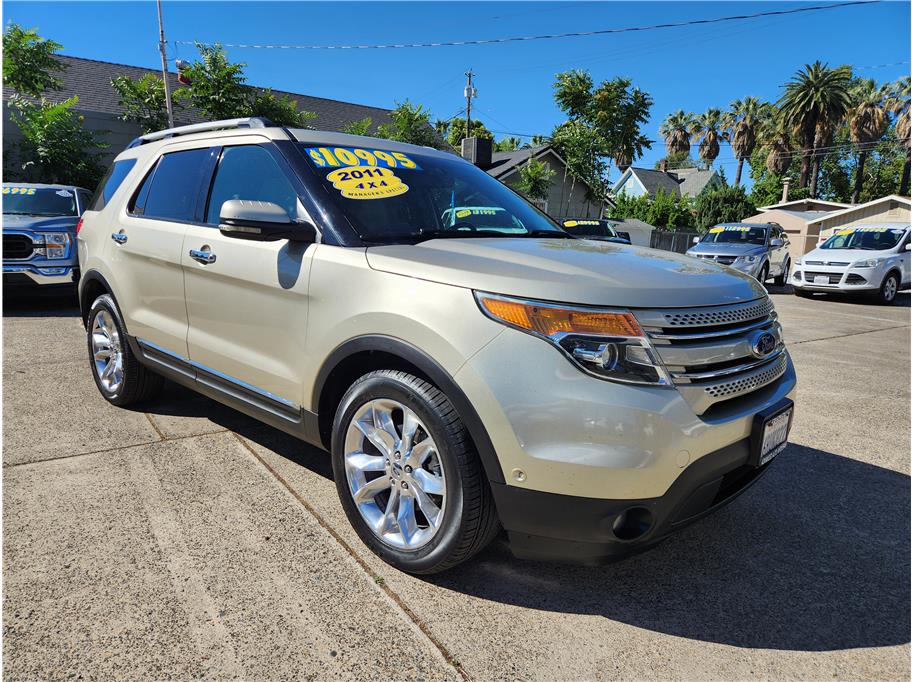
[725,97,768,186]
[659,110,693,156]
[847,79,890,203]
[888,76,911,195]
[778,62,852,196]
[760,112,793,176]
[689,108,725,170]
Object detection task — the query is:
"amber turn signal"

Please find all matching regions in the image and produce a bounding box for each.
[477,294,643,338]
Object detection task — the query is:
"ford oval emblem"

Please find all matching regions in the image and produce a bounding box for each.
[750,331,777,359]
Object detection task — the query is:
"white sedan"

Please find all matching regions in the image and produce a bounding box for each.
[792,224,910,304]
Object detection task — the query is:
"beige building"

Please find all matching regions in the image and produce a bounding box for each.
[743,198,854,260]
[812,195,911,242]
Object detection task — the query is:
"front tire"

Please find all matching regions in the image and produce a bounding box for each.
[757,262,770,284]
[331,370,499,574]
[875,272,900,305]
[87,294,164,406]
[774,259,790,286]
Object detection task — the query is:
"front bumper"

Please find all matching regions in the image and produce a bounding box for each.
[791,266,878,292]
[3,263,78,287]
[493,434,774,563]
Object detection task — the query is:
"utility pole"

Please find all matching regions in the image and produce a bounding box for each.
[157,0,175,129]
[464,69,476,140]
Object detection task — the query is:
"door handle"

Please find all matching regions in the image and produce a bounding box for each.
[189,248,216,265]
[111,232,127,244]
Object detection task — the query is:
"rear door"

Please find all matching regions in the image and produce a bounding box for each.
[181,139,316,409]
[109,145,213,358]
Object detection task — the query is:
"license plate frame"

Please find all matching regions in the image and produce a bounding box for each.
[813,275,830,285]
[749,398,794,467]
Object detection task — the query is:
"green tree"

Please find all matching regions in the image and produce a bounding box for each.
[847,78,890,203]
[658,110,694,156]
[248,89,317,127]
[689,108,726,170]
[2,23,65,97]
[610,190,694,231]
[515,154,555,201]
[724,97,768,186]
[494,136,522,152]
[655,151,699,170]
[693,185,756,231]
[778,61,852,196]
[375,100,441,148]
[887,76,910,195]
[553,69,653,173]
[551,119,608,202]
[343,117,373,136]
[111,73,170,134]
[11,96,106,187]
[444,118,493,149]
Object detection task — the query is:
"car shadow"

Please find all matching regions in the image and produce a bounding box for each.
[126,372,910,652]
[2,291,80,317]
[425,444,910,652]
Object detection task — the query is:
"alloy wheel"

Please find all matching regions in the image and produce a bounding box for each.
[344,399,447,550]
[91,309,124,393]
[884,275,898,302]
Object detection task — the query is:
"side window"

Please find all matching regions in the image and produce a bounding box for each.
[89,158,137,211]
[130,161,158,215]
[205,145,298,225]
[136,148,211,221]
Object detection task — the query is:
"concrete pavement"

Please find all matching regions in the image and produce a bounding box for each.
[3,288,909,680]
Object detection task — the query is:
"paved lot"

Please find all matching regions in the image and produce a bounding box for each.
[3,287,910,680]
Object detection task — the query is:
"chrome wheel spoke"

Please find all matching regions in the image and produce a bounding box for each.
[347,451,386,473]
[400,409,420,454]
[352,476,390,505]
[409,440,434,467]
[375,487,399,535]
[396,495,418,545]
[354,418,395,456]
[412,485,442,528]
[412,468,444,496]
[94,348,111,362]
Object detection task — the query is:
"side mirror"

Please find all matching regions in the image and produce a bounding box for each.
[692,236,700,244]
[770,238,784,247]
[219,200,316,243]
[906,243,911,251]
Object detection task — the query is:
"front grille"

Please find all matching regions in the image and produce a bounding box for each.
[804,271,842,284]
[635,298,786,413]
[3,234,33,260]
[805,259,849,267]
[695,254,736,265]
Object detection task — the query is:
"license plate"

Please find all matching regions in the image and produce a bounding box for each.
[814,275,830,284]
[759,408,791,465]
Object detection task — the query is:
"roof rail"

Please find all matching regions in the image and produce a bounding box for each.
[126,117,274,148]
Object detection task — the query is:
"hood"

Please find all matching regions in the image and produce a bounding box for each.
[366,238,766,308]
[2,214,79,232]
[802,246,898,265]
[687,241,766,257]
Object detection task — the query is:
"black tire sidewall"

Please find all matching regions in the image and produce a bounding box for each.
[880,272,899,304]
[87,294,129,404]
[758,263,769,283]
[330,373,469,574]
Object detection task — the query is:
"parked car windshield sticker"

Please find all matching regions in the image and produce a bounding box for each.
[2,187,36,195]
[836,226,902,235]
[305,146,421,170]
[55,190,73,197]
[563,219,600,227]
[326,167,408,200]
[709,225,750,234]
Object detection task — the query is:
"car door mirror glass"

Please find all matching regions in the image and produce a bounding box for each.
[770,238,784,247]
[693,236,700,244]
[219,199,316,243]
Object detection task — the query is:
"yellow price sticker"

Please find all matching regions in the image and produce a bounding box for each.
[563,220,578,227]
[3,187,36,195]
[306,146,420,170]
[709,226,724,233]
[326,167,408,200]
[455,209,472,219]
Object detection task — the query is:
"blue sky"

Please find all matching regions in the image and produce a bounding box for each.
[5,1,911,182]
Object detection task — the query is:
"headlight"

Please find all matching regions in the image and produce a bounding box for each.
[474,292,670,386]
[34,232,70,259]
[735,255,758,264]
[794,258,803,267]
[852,259,879,268]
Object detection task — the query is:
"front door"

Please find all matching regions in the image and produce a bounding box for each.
[109,146,212,357]
[182,141,315,409]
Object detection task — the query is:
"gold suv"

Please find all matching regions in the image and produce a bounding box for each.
[78,119,796,574]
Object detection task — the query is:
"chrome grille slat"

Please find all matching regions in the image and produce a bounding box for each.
[634,297,787,413]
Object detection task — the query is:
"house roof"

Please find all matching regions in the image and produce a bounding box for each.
[807,194,912,226]
[486,145,549,179]
[612,166,719,198]
[605,217,656,231]
[758,198,853,211]
[3,55,396,133]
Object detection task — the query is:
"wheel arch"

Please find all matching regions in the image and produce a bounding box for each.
[313,335,505,485]
[79,269,118,329]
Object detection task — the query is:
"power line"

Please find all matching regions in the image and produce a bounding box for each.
[178,2,879,51]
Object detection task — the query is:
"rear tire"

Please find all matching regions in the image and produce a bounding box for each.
[331,370,499,574]
[87,294,164,406]
[774,259,790,286]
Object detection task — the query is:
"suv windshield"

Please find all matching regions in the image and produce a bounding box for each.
[3,186,78,217]
[298,144,568,243]
[700,225,768,246]
[820,226,907,250]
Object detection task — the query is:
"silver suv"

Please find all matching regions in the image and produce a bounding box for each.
[687,222,792,285]
[78,118,797,574]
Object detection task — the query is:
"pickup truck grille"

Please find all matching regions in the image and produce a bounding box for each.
[634,297,787,414]
[4,234,34,260]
